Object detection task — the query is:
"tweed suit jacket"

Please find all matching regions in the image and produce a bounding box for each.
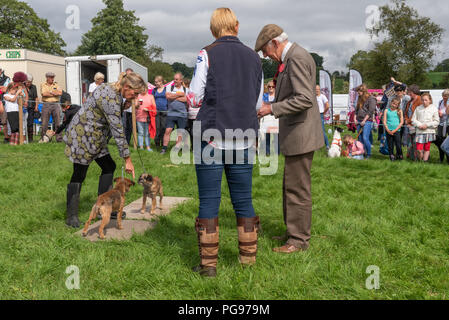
[271,43,324,156]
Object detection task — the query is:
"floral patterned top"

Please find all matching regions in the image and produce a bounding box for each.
[63,84,130,165]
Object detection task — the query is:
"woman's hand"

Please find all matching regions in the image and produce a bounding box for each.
[420,124,428,130]
[124,157,135,179]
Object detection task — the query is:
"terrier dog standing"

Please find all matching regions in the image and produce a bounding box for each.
[138,173,163,215]
[82,177,135,239]
[328,127,344,158]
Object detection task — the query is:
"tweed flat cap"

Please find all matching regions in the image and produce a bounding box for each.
[45,72,56,77]
[255,24,283,52]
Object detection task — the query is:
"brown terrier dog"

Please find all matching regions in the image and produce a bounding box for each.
[138,173,163,215]
[82,177,135,239]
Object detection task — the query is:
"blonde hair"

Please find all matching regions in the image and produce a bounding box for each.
[421,92,433,104]
[343,135,354,146]
[114,72,147,94]
[210,8,238,38]
[94,72,105,81]
[155,75,164,83]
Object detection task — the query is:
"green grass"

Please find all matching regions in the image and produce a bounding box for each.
[1,128,449,300]
[427,72,448,87]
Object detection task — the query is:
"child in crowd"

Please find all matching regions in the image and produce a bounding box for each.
[3,83,25,145]
[343,134,365,160]
[136,91,156,152]
[412,93,439,162]
[383,97,404,161]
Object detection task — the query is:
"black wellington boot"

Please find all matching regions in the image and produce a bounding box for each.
[66,183,81,228]
[98,173,114,196]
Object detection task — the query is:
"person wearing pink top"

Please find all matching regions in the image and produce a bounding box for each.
[343,135,365,160]
[136,92,157,152]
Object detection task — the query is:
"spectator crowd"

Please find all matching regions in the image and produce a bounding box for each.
[341,78,449,163]
[1,65,449,164]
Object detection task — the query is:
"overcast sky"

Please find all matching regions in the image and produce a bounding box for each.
[27,0,449,72]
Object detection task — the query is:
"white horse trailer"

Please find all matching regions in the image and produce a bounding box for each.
[65,54,148,106]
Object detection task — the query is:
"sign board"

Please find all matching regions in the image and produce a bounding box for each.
[0,49,25,60]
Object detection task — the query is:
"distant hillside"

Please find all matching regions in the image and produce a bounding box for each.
[427,72,449,88]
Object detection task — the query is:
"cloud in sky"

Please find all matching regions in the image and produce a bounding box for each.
[27,0,448,72]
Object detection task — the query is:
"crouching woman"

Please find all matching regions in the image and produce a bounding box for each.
[64,72,146,228]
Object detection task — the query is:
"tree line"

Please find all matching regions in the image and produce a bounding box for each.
[1,0,446,89]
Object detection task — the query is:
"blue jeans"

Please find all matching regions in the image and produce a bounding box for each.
[357,121,373,157]
[137,121,150,148]
[195,142,255,219]
[320,113,329,148]
[350,154,364,160]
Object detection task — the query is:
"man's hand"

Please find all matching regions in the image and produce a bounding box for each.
[258,103,272,118]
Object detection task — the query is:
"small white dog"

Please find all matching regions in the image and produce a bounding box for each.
[328,127,344,158]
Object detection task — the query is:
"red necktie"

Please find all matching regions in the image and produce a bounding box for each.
[273,63,285,88]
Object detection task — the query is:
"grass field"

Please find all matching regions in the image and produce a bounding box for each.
[427,72,448,87]
[1,128,449,300]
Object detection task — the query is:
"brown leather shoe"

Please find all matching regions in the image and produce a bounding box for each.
[272,244,303,253]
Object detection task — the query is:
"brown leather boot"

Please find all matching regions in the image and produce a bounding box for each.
[237,216,260,266]
[193,217,219,277]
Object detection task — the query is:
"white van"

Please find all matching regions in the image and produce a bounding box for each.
[65,54,148,105]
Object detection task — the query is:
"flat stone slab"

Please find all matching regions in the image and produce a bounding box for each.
[75,196,191,242]
[126,196,191,220]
